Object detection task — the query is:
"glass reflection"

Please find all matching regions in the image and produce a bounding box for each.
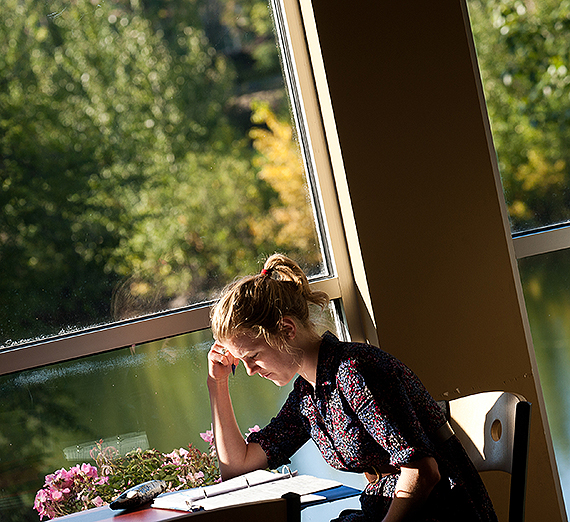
[518,250,570,508]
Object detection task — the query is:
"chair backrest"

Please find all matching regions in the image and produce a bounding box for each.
[439,391,531,522]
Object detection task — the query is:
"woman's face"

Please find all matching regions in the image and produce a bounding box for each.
[223,333,299,387]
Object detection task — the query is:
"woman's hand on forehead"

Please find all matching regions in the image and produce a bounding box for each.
[207,341,238,381]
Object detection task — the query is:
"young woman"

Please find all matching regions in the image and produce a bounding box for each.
[207,254,497,521]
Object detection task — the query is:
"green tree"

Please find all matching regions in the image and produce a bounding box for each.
[0,0,320,344]
[0,0,253,341]
[249,102,322,271]
[108,149,269,319]
[468,0,570,230]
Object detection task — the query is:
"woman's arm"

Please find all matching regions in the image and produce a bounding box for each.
[382,456,441,522]
[207,342,268,479]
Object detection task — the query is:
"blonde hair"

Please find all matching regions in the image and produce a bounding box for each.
[210,254,329,355]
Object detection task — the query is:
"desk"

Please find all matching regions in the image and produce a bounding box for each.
[53,485,360,522]
[54,497,296,522]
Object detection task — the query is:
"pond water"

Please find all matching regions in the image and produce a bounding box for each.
[518,250,570,512]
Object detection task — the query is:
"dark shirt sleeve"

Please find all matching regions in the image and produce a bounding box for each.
[246,378,311,469]
[337,356,436,468]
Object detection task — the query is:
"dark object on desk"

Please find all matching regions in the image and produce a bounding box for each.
[110,480,167,510]
[301,485,361,509]
[281,493,300,522]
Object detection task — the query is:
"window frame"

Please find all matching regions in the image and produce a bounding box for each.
[513,223,570,260]
[0,0,374,377]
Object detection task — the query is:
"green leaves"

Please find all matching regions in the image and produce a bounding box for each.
[91,443,220,494]
[0,0,324,344]
[0,0,265,342]
[469,0,570,231]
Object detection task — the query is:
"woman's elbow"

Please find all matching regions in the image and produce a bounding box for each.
[420,457,441,494]
[398,456,441,499]
[219,442,268,481]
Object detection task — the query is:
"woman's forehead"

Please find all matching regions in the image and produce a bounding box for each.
[225,333,267,354]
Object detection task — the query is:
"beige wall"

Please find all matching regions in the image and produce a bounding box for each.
[308,0,566,520]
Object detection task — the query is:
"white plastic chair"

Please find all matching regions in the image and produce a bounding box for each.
[438,391,531,522]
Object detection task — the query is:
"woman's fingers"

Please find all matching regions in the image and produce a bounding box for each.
[208,342,237,378]
[212,341,237,365]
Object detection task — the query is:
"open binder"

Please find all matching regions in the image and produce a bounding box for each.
[152,468,360,513]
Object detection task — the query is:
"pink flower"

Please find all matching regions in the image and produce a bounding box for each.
[246,425,261,436]
[92,496,105,507]
[35,490,47,503]
[178,448,189,457]
[80,463,98,478]
[34,428,222,519]
[200,429,214,444]
[164,450,180,463]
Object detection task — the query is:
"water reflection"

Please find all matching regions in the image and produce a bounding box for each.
[518,250,570,509]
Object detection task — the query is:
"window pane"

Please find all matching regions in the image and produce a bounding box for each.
[0,329,292,521]
[467,0,570,233]
[1,0,326,347]
[469,1,570,509]
[518,250,570,507]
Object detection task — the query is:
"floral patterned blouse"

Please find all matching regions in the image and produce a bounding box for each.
[247,332,497,521]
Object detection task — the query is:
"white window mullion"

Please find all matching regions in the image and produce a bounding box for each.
[513,225,570,259]
[0,277,341,376]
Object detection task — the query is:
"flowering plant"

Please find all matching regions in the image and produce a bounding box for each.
[34,428,221,520]
[33,463,111,520]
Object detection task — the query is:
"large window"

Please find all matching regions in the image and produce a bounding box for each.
[1,0,330,347]
[0,0,366,520]
[467,0,570,508]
